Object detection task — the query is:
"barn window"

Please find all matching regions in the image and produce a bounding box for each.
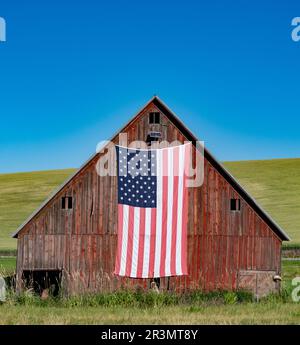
[62,196,73,210]
[149,112,160,124]
[230,198,241,211]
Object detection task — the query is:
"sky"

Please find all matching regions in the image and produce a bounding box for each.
[0,0,300,173]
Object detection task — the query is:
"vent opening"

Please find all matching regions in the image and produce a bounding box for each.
[230,198,241,211]
[149,112,160,124]
[62,196,73,210]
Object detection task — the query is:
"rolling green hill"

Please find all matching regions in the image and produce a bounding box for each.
[0,158,299,251]
[224,158,300,245]
[0,169,76,250]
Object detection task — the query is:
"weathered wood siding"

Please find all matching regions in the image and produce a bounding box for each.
[16,102,282,294]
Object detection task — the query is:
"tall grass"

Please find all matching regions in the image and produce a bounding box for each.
[2,289,259,308]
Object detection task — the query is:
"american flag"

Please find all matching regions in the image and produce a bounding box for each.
[114,143,191,278]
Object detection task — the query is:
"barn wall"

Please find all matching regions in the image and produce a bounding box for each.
[16,102,282,294]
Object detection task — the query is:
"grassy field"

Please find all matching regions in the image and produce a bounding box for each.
[0,258,299,324]
[224,158,300,244]
[0,169,76,250]
[0,158,299,251]
[0,257,16,275]
[0,303,300,325]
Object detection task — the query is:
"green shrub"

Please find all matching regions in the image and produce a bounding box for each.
[224,292,238,305]
[0,289,257,308]
[235,290,253,303]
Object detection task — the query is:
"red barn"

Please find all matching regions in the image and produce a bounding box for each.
[13,97,290,297]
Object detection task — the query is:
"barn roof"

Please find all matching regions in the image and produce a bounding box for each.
[12,96,290,241]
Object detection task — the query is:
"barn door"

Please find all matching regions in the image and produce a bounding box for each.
[237,270,278,298]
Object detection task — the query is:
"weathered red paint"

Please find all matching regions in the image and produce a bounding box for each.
[14,98,286,295]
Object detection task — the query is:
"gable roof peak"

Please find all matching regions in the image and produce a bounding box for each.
[12,97,290,241]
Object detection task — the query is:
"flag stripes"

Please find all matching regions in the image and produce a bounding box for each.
[114,143,190,278]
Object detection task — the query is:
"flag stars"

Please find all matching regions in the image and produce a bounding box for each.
[117,146,157,208]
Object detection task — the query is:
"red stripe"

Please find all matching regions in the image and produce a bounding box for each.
[160,149,169,277]
[114,204,123,275]
[170,147,179,275]
[181,144,190,275]
[136,207,146,278]
[125,206,135,277]
[148,208,156,278]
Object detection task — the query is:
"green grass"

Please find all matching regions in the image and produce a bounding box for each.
[1,303,300,325]
[0,158,300,251]
[282,260,300,281]
[0,169,76,250]
[0,259,299,324]
[223,158,300,245]
[0,257,16,276]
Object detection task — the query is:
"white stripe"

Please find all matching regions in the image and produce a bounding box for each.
[176,145,185,275]
[119,205,129,276]
[130,207,140,277]
[165,147,174,276]
[142,207,151,278]
[154,149,163,277]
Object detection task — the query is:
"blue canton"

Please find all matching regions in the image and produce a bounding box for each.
[116,146,157,208]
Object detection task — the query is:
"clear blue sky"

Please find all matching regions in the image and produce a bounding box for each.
[0,0,300,173]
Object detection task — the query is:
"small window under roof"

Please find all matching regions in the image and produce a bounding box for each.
[149,112,160,124]
[230,198,241,211]
[62,196,73,210]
